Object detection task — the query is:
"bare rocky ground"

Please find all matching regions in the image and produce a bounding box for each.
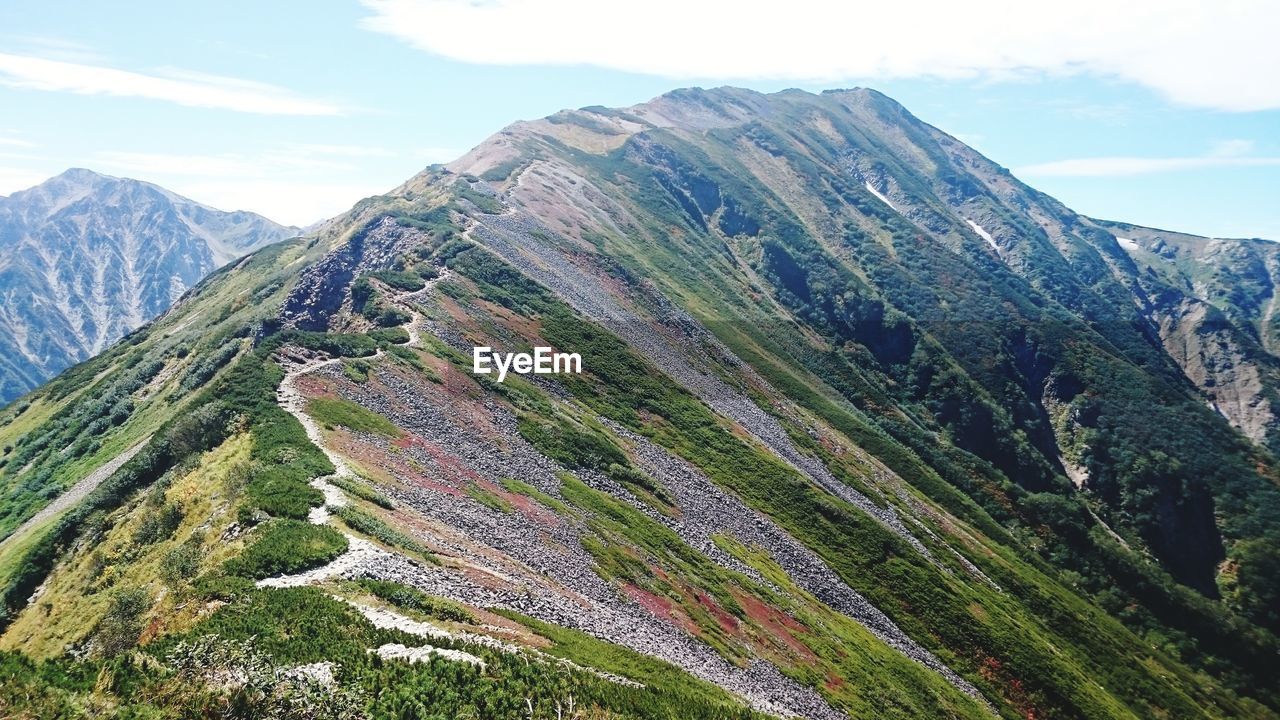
[330,365,845,720]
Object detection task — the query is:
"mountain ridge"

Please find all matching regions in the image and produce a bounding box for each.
[0,87,1277,719]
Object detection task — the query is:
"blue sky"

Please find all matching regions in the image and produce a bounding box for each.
[0,1,1276,239]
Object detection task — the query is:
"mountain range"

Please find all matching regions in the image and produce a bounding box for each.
[0,168,299,404]
[0,87,1277,720]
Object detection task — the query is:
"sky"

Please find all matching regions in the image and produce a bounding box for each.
[0,1,1276,239]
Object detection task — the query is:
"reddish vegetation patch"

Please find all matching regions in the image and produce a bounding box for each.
[493,486,562,526]
[977,654,1039,720]
[139,614,167,645]
[731,588,816,662]
[414,439,488,486]
[475,296,543,340]
[295,374,337,398]
[624,583,700,635]
[823,671,846,691]
[334,432,463,497]
[690,588,739,635]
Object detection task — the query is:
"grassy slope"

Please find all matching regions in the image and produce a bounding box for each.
[435,243,1268,718]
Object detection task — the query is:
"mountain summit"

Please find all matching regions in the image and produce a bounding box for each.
[0,169,299,403]
[0,88,1277,719]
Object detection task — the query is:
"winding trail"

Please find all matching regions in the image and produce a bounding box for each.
[264,333,653,690]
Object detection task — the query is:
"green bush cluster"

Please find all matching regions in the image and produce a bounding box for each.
[177,338,242,392]
[0,580,770,719]
[1,402,228,630]
[517,416,627,471]
[353,578,474,623]
[367,269,427,292]
[307,397,403,438]
[327,474,394,509]
[223,519,347,580]
[332,505,433,561]
[0,355,168,536]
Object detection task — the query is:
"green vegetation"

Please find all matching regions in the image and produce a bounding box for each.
[177,338,242,392]
[328,474,395,509]
[446,242,1272,718]
[517,415,627,471]
[499,477,572,515]
[352,578,475,623]
[223,519,347,579]
[465,483,514,514]
[368,269,427,292]
[308,397,403,438]
[332,504,434,561]
[0,584,772,719]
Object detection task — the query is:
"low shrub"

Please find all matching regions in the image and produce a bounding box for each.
[332,505,433,561]
[307,398,402,438]
[354,578,474,623]
[224,520,347,580]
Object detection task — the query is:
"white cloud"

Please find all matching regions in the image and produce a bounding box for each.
[358,0,1280,112]
[1017,142,1280,177]
[0,52,345,115]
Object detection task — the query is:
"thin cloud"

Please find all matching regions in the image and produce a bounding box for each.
[0,166,51,196]
[1017,142,1280,177]
[172,180,391,226]
[0,52,345,115]
[94,150,354,177]
[358,0,1280,112]
[282,143,398,158]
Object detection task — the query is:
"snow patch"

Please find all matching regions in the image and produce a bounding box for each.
[1115,236,1139,252]
[964,218,1001,256]
[864,181,899,213]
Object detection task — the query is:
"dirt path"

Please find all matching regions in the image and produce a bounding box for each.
[0,437,150,551]
[387,267,452,350]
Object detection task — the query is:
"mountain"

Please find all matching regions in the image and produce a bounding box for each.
[1099,221,1280,450]
[0,88,1277,720]
[0,168,300,404]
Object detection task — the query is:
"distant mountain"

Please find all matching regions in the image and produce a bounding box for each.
[0,169,299,403]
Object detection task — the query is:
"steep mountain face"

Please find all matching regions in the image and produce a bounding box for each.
[1098,221,1280,449]
[0,169,299,404]
[0,89,1277,720]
